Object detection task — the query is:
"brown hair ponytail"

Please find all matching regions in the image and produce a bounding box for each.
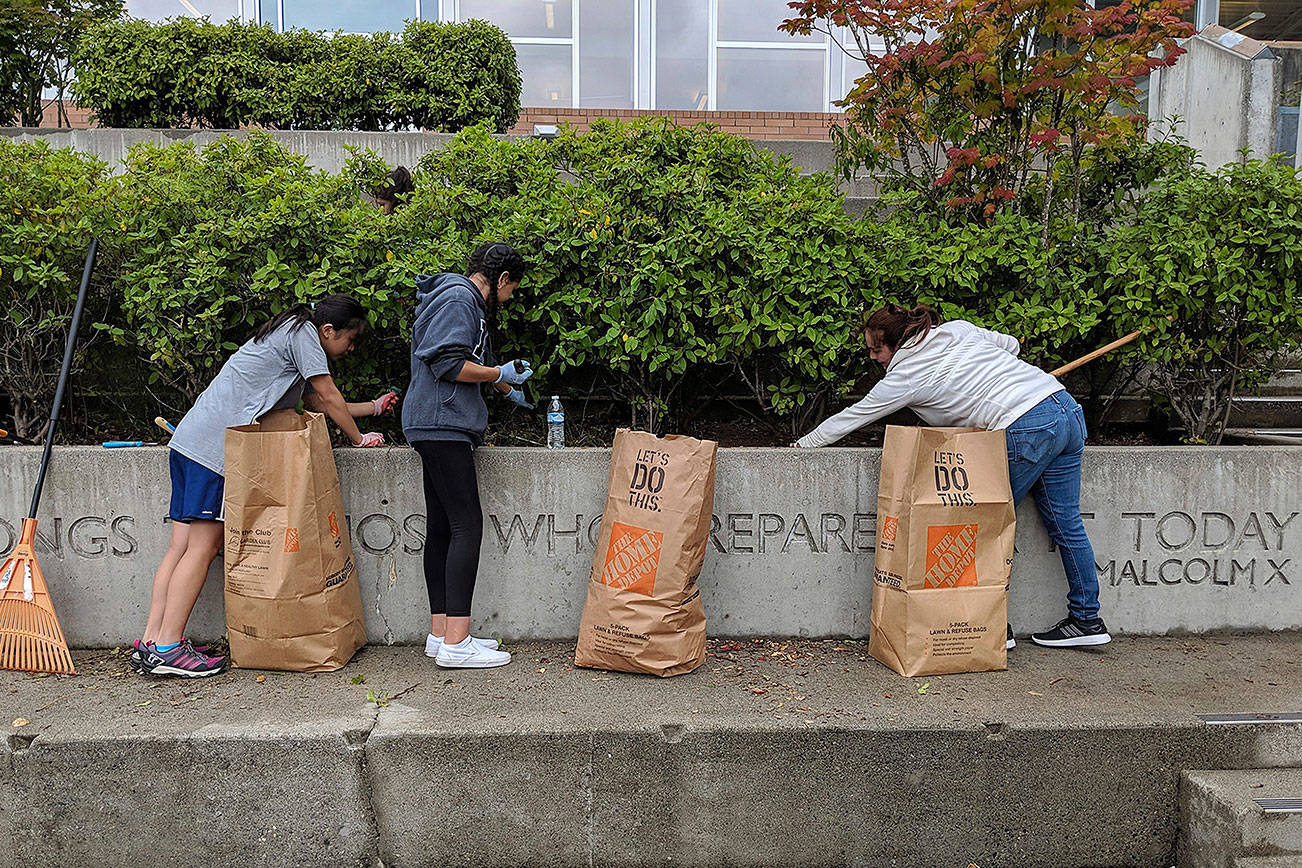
[863,302,941,351]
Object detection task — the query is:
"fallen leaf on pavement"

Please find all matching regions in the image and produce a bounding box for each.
[12,718,28,727]
[255,675,266,683]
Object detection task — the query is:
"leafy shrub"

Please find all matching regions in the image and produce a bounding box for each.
[70,18,521,132]
[103,132,401,408]
[398,120,876,434]
[0,139,108,439]
[6,125,1302,445]
[1101,157,1302,444]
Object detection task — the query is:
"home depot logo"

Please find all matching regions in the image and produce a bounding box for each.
[284,527,300,553]
[328,511,341,548]
[879,515,898,551]
[600,521,663,596]
[923,524,977,588]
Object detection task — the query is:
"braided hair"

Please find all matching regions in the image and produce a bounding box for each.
[465,242,526,324]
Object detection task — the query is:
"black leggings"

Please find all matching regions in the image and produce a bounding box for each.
[412,440,482,618]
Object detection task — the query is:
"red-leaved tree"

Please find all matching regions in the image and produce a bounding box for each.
[782,0,1193,234]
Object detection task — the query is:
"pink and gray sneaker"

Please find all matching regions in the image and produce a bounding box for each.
[144,640,228,678]
[130,639,148,673]
[132,638,215,674]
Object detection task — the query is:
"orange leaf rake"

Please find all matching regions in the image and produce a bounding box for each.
[0,238,99,675]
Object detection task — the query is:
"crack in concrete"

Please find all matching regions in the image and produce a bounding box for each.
[586,731,596,868]
[373,559,395,646]
[349,706,386,868]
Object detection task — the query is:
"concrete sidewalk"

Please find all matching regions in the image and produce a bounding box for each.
[3,635,1301,867]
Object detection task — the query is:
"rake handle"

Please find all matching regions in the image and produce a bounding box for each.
[1049,316,1171,378]
[29,238,98,520]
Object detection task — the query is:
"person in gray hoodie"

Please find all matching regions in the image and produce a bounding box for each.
[402,242,532,669]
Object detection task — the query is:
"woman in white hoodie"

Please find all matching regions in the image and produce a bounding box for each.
[795,303,1111,649]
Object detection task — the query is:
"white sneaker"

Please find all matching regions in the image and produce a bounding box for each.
[424,633,501,658]
[434,636,512,669]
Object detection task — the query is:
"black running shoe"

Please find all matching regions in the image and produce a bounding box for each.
[1032,616,1112,648]
[1006,624,1016,650]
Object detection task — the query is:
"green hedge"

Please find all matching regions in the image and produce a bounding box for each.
[3,121,1301,445]
[69,17,521,132]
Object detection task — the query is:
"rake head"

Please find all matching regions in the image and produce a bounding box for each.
[0,519,75,675]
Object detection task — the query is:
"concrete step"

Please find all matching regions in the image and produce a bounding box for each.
[3,635,1301,868]
[1100,394,1302,427]
[1229,397,1302,428]
[1180,769,1302,868]
[1253,370,1302,397]
[1232,857,1302,867]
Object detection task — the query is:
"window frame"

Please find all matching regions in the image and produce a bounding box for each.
[650,0,848,112]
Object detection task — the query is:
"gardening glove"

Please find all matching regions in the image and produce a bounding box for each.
[504,387,534,410]
[495,360,534,386]
[356,432,385,447]
[372,391,399,416]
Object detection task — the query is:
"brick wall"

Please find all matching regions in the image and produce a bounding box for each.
[38,101,94,128]
[511,107,839,140]
[31,101,838,141]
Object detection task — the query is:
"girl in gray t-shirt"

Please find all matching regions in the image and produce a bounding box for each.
[136,295,395,678]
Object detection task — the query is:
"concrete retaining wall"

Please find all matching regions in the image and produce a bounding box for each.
[1,127,881,199]
[0,446,1296,646]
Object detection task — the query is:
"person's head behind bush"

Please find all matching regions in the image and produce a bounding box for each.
[374,166,413,214]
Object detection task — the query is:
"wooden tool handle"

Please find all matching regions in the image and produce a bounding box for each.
[1050,329,1146,377]
[1049,317,1171,377]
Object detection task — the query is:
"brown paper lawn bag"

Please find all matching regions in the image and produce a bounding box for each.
[868,425,1016,677]
[223,410,366,672]
[575,429,718,677]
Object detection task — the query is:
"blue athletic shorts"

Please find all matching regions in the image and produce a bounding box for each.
[168,450,225,523]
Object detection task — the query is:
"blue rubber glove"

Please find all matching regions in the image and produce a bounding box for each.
[504,387,535,410]
[495,360,534,386]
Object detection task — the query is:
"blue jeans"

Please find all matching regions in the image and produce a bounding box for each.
[1005,391,1100,621]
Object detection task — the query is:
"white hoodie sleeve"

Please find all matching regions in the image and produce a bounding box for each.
[796,370,915,448]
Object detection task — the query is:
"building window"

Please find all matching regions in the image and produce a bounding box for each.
[458,0,637,108]
[124,0,240,20]
[461,0,570,37]
[716,47,825,111]
[1217,1,1302,41]
[654,0,709,109]
[280,0,416,32]
[579,0,635,108]
[652,0,846,112]
[125,0,856,112]
[516,42,573,105]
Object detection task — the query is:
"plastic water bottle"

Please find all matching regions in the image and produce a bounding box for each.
[547,396,565,449]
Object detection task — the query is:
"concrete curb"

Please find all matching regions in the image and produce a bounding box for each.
[3,636,1301,867]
